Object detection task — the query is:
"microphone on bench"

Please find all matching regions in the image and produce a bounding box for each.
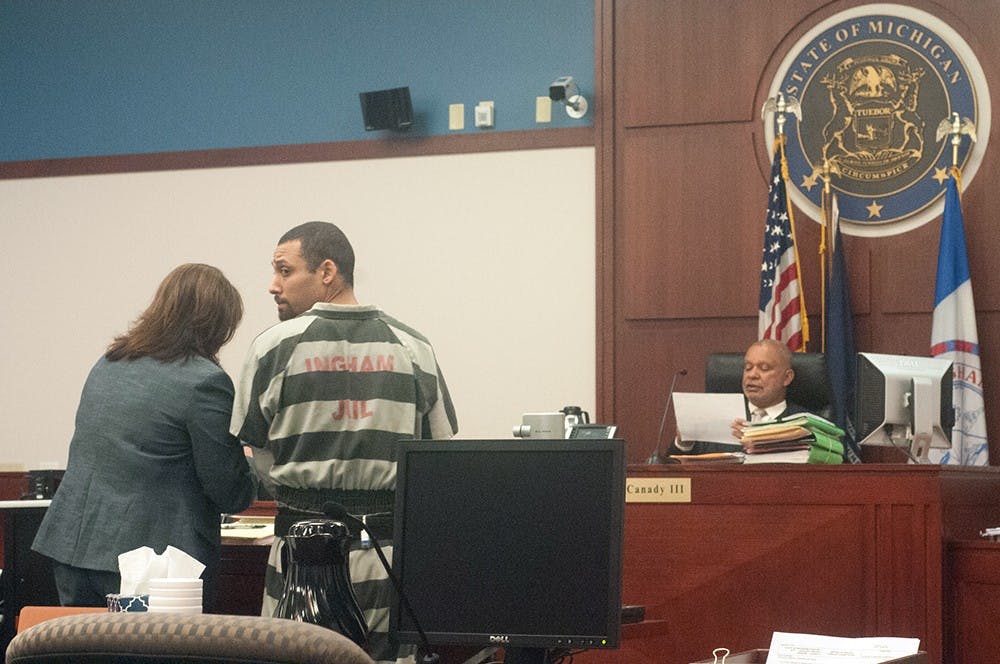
[646,368,687,464]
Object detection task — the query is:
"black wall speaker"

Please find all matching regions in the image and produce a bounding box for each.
[359,86,413,131]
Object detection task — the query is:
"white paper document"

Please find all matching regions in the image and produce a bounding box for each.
[766,632,920,663]
[672,392,746,446]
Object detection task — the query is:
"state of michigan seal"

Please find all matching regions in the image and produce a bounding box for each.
[766,4,990,236]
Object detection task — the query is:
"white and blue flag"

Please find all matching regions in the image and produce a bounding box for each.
[930,172,987,465]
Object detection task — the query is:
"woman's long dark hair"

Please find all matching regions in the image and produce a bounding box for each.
[106,263,243,364]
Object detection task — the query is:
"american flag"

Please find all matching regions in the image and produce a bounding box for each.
[758,141,807,351]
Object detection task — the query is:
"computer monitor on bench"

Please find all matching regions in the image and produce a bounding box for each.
[854,352,954,463]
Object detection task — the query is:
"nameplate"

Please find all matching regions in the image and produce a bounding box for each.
[625,477,691,503]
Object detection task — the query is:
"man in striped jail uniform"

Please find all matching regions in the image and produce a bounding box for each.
[231,221,458,664]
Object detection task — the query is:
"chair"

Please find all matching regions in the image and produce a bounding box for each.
[5,612,376,664]
[704,352,834,419]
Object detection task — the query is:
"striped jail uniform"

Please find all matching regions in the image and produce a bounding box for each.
[231,303,458,664]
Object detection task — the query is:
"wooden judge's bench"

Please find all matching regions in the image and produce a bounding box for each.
[571,464,1000,664]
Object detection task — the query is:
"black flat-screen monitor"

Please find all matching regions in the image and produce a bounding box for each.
[391,439,624,662]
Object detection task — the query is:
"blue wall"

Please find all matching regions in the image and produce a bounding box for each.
[0,0,594,161]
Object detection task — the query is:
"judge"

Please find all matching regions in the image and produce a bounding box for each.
[672,339,806,455]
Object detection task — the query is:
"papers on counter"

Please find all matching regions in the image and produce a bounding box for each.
[766,632,920,663]
[220,517,274,544]
[672,392,746,445]
[668,452,744,464]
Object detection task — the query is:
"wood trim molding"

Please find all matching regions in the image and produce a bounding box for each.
[594,0,616,424]
[0,126,594,180]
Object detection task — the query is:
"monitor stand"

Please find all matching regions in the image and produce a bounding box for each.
[504,647,548,664]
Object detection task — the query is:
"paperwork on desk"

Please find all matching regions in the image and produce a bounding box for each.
[980,526,1000,540]
[220,517,275,544]
[766,632,920,663]
[672,392,746,445]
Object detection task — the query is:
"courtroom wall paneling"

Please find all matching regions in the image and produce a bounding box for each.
[601,0,1000,462]
[616,0,827,127]
[976,310,1000,390]
[618,124,763,320]
[613,319,756,462]
[868,225,940,315]
[949,177,1000,311]
[839,234,871,317]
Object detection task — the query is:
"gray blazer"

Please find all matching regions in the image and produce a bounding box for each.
[33,355,255,582]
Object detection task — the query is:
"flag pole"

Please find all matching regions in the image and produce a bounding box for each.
[761,93,809,351]
[936,110,975,223]
[761,93,808,351]
[816,159,841,353]
[778,136,809,352]
[819,169,828,353]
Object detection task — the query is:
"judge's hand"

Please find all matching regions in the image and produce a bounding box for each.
[731,418,747,440]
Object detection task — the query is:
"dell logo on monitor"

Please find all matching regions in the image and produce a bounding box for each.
[489,635,511,644]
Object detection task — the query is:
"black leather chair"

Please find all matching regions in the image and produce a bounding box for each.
[5,612,376,664]
[705,352,834,420]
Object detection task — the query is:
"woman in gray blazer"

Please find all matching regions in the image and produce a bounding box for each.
[32,263,256,611]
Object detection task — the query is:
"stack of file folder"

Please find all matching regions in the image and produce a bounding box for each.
[739,413,844,464]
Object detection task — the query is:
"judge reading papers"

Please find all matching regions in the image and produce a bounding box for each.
[668,340,844,463]
[670,393,844,464]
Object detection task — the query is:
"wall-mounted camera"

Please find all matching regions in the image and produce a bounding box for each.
[548,76,588,119]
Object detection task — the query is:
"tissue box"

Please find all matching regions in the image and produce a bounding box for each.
[107,593,149,612]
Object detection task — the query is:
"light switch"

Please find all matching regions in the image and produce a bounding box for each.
[449,104,465,130]
[535,96,552,123]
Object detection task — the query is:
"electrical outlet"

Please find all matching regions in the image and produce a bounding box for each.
[474,101,494,128]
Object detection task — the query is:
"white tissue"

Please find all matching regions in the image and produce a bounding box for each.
[118,545,206,595]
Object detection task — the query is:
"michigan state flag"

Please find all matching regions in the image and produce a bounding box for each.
[823,193,860,462]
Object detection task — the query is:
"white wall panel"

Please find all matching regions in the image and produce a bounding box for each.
[0,147,595,468]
